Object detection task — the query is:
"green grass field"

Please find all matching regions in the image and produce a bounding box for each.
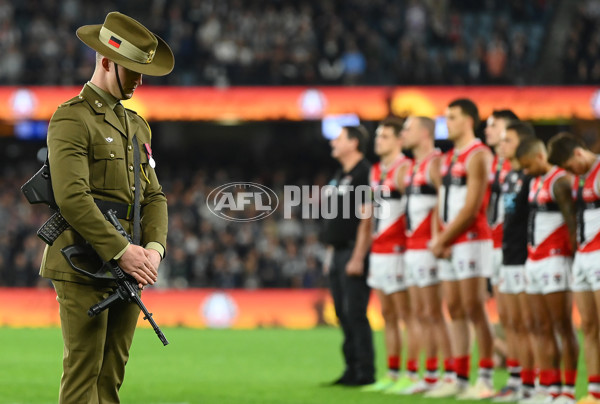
[0,327,590,403]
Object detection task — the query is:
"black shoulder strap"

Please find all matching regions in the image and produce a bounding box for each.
[442,152,456,222]
[405,163,416,232]
[132,136,141,245]
[488,161,502,225]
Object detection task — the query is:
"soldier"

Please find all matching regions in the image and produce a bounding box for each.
[42,12,173,403]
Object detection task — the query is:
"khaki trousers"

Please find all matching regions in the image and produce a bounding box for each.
[52,280,140,404]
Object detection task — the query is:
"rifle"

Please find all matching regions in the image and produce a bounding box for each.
[22,162,168,345]
[61,209,169,346]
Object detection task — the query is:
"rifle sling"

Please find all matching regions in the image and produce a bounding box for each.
[132,135,141,246]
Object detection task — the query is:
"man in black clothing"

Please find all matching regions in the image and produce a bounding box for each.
[321,125,375,386]
[495,121,536,400]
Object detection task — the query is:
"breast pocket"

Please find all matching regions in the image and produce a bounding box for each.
[91,144,125,190]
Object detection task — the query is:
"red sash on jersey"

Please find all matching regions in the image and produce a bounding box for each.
[370,155,409,254]
[405,150,440,250]
[527,167,573,260]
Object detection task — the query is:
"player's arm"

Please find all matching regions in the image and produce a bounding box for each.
[436,149,490,247]
[428,155,443,190]
[394,160,411,194]
[553,175,577,253]
[428,156,442,238]
[346,202,373,276]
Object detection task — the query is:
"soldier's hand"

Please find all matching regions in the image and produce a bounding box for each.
[145,248,162,272]
[118,245,158,288]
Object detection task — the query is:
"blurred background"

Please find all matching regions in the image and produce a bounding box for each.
[2,0,600,293]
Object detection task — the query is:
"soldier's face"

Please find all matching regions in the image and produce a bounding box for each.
[109,62,143,100]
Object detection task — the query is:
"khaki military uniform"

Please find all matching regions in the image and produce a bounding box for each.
[43,83,167,403]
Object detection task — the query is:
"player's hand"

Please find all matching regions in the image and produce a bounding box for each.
[429,236,451,259]
[345,257,364,276]
[118,244,158,288]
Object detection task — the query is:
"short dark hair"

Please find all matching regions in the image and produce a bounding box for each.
[379,116,404,137]
[506,121,536,141]
[491,109,519,124]
[415,116,435,138]
[448,98,480,129]
[516,137,545,160]
[547,132,587,166]
[343,125,369,154]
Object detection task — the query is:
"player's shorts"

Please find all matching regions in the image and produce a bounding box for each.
[367,253,407,294]
[525,256,571,295]
[571,250,600,292]
[404,249,440,288]
[438,240,493,282]
[498,265,526,294]
[490,248,503,286]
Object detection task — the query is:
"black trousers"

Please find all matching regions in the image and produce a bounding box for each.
[328,247,374,380]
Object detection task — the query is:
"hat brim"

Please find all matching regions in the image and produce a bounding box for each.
[77,24,174,76]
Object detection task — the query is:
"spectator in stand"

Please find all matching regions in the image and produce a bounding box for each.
[0,0,556,86]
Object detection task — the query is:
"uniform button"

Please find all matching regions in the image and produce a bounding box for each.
[129,165,134,171]
[127,145,132,151]
[131,186,135,191]
[109,153,115,158]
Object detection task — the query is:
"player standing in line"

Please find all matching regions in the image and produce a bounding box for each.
[492,121,537,402]
[361,118,418,393]
[484,110,522,398]
[516,137,579,404]
[548,133,600,404]
[395,116,454,395]
[427,98,496,399]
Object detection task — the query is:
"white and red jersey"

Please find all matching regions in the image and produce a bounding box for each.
[488,155,511,248]
[575,156,600,253]
[405,149,441,250]
[370,154,410,254]
[527,166,573,260]
[439,139,492,245]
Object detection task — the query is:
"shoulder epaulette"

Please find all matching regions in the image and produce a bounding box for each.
[137,113,152,133]
[58,95,85,108]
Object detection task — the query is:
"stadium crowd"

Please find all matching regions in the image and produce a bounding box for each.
[563,0,600,84]
[0,0,557,86]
